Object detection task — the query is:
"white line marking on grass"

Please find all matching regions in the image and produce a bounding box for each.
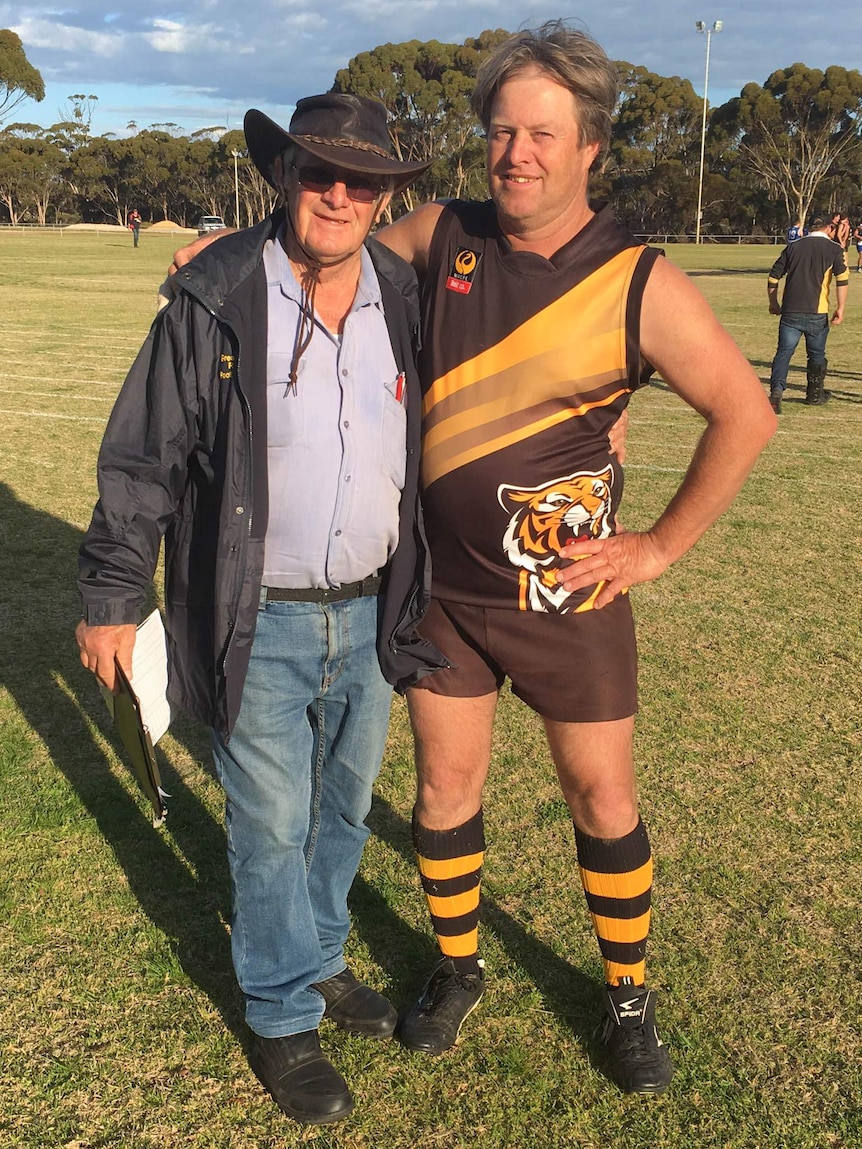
[627,464,688,474]
[0,409,107,423]
[4,324,145,338]
[4,374,122,388]
[0,389,113,401]
[5,354,139,366]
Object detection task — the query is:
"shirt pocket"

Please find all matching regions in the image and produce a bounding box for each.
[266,351,306,445]
[381,373,407,490]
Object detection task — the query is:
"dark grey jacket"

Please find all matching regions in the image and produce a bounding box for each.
[78,214,447,736]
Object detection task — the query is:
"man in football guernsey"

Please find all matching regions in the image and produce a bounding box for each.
[379,21,776,1095]
[767,215,849,412]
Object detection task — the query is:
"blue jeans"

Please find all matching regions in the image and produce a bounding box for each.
[211,592,392,1038]
[770,312,829,393]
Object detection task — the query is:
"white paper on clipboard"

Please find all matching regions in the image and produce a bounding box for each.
[128,609,173,743]
[100,609,174,744]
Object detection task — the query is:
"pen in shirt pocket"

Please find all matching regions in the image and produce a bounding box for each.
[394,371,406,404]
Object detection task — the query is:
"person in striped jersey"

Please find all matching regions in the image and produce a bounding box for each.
[381,21,776,1095]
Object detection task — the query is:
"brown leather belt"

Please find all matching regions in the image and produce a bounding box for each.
[262,576,381,604]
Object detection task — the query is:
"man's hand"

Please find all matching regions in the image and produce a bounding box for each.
[555,530,668,609]
[169,228,236,274]
[608,408,628,463]
[75,621,137,694]
[769,300,782,315]
[831,309,844,325]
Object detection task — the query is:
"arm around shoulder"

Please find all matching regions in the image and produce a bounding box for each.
[376,202,446,277]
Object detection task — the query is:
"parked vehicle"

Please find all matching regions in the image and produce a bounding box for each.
[196,215,226,236]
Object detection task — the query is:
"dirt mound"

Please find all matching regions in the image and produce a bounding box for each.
[146,219,197,233]
[63,222,127,231]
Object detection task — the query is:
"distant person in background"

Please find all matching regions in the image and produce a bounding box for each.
[854,220,862,272]
[835,214,851,252]
[127,209,142,248]
[767,215,849,412]
[786,218,804,243]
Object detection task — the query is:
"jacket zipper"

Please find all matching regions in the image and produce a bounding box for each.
[223,335,253,676]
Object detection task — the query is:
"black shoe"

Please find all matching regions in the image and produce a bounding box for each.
[769,389,782,414]
[597,980,674,1095]
[312,967,397,1038]
[397,957,485,1054]
[249,1030,353,1125]
[805,360,830,405]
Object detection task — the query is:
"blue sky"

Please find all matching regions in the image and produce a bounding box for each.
[3,0,861,138]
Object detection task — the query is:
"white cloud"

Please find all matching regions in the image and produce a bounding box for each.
[5,0,861,137]
[145,20,205,55]
[13,16,123,58]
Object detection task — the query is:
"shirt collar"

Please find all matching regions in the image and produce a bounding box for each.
[264,226,380,311]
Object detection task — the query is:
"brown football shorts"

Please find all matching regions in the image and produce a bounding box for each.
[413,594,638,723]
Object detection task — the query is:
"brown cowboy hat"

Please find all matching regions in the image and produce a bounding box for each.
[244,94,433,194]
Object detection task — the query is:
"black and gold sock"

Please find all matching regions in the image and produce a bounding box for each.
[574,818,652,987]
[412,808,485,975]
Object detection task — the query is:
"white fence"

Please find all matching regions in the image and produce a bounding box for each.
[0,223,785,243]
[0,224,195,236]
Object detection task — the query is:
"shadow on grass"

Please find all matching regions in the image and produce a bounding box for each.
[0,480,242,1040]
[748,362,862,404]
[687,267,770,277]
[0,479,608,1070]
[654,359,860,403]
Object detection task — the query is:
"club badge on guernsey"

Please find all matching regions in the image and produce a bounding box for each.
[446,248,482,295]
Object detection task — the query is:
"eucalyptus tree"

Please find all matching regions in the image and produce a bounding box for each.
[712,64,862,227]
[332,30,511,211]
[0,30,44,127]
[607,64,703,233]
[0,125,64,224]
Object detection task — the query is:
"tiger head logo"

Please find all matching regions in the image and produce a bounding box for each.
[497,467,614,613]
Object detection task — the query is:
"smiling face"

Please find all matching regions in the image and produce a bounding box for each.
[275,151,392,267]
[486,66,601,251]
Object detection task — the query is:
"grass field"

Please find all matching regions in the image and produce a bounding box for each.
[0,231,860,1149]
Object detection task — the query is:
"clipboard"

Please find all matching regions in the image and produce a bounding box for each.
[99,610,173,826]
[112,658,168,826]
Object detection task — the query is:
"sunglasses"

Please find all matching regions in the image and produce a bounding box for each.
[292,164,388,204]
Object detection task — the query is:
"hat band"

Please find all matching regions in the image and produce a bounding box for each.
[293,133,391,160]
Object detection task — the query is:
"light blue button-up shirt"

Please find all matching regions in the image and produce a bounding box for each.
[261,235,406,589]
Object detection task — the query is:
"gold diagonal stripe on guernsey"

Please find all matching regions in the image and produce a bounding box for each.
[421,380,630,492]
[417,851,485,881]
[421,246,645,489]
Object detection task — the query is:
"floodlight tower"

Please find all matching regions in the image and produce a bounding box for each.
[232,149,241,227]
[695,19,722,244]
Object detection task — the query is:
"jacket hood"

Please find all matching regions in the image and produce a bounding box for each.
[173,214,282,313]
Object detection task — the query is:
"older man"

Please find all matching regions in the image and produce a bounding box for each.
[377,22,776,1095]
[76,94,446,1126]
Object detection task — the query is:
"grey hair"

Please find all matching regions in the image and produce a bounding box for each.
[471,20,618,168]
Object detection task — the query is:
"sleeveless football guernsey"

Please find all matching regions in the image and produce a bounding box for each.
[419,200,660,613]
